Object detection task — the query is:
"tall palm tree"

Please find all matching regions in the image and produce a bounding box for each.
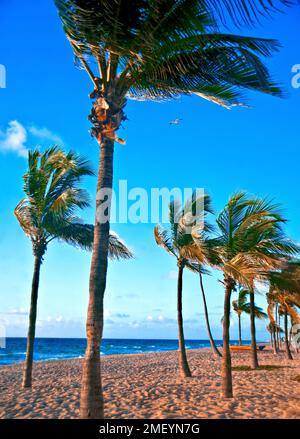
[154,193,213,377]
[267,293,281,354]
[54,0,292,418]
[268,260,300,359]
[266,321,284,352]
[15,147,133,388]
[232,287,267,345]
[227,201,297,370]
[202,192,294,397]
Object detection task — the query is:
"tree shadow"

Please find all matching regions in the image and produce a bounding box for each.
[232,365,290,371]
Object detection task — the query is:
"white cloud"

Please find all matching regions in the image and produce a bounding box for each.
[105,310,130,319]
[29,126,63,145]
[0,120,28,157]
[167,270,178,280]
[0,120,64,159]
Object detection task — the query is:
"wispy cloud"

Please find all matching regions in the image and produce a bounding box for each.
[0,120,64,158]
[104,309,130,319]
[0,120,28,157]
[115,293,138,299]
[0,307,28,316]
[29,126,63,145]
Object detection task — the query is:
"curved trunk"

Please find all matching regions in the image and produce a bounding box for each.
[22,256,42,388]
[285,303,300,325]
[199,272,222,358]
[221,277,233,398]
[249,288,259,369]
[238,314,242,346]
[284,311,293,360]
[80,138,114,419]
[177,262,192,378]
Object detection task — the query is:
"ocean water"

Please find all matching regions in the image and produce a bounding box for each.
[0,338,250,366]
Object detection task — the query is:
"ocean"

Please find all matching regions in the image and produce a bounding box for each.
[0,338,251,366]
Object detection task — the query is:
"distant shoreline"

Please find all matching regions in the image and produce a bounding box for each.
[0,338,269,366]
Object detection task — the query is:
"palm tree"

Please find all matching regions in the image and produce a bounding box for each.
[228,202,297,370]
[15,147,133,388]
[54,0,291,418]
[202,192,295,397]
[232,287,267,345]
[154,193,214,377]
[266,321,284,352]
[268,261,300,359]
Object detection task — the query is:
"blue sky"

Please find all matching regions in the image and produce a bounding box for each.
[0,1,299,340]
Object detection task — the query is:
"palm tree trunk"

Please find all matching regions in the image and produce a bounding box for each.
[289,317,298,354]
[238,314,242,346]
[177,261,192,378]
[278,313,282,349]
[273,328,278,354]
[199,272,222,358]
[284,311,293,360]
[80,138,114,419]
[249,288,259,369]
[288,318,292,346]
[22,256,42,388]
[221,277,233,398]
[275,304,280,350]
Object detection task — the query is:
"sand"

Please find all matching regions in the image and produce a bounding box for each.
[0,348,299,419]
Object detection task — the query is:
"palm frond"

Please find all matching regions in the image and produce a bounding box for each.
[55,0,286,107]
[15,147,94,253]
[154,225,177,257]
[108,231,134,260]
[200,0,299,28]
[55,223,133,259]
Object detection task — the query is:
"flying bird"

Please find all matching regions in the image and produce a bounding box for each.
[169,118,182,125]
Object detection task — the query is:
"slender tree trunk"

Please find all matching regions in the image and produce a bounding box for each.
[278,313,282,349]
[275,304,280,350]
[270,331,273,348]
[249,288,259,369]
[238,314,242,346]
[22,256,42,388]
[80,138,114,419]
[290,317,299,354]
[199,272,222,358]
[288,318,292,346]
[273,328,278,354]
[284,311,293,360]
[177,261,192,378]
[221,277,233,398]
